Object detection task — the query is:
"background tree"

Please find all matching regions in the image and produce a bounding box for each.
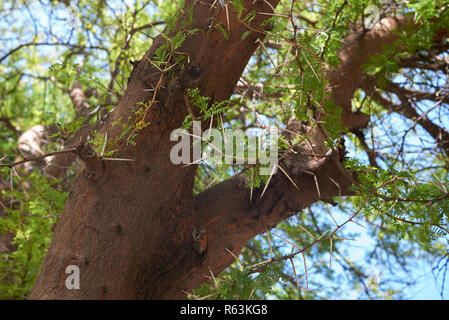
[0,0,448,299]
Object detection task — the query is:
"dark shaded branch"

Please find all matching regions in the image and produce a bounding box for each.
[0,42,108,64]
[0,148,77,169]
[361,76,449,157]
[0,117,21,134]
[353,130,378,167]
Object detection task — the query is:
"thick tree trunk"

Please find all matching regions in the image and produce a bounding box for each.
[30,0,283,299]
[29,2,421,300]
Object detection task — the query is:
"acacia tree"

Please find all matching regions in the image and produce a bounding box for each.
[1,0,449,299]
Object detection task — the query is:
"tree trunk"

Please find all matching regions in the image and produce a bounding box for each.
[29,2,423,300]
[30,0,283,299]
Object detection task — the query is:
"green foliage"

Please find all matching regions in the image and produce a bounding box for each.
[364,1,449,82]
[41,111,86,138]
[345,158,449,252]
[1,0,449,301]
[231,0,244,18]
[112,116,134,141]
[64,117,86,135]
[408,0,439,21]
[88,130,117,157]
[0,171,67,299]
[193,263,283,300]
[152,28,200,68]
[214,24,229,40]
[244,166,269,189]
[185,88,231,126]
[241,30,251,41]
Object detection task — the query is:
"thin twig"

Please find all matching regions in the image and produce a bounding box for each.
[0,148,77,168]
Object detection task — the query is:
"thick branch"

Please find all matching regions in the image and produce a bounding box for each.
[189,146,355,291]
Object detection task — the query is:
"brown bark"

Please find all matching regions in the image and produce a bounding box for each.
[28,6,429,300]
[0,178,15,255]
[30,0,283,299]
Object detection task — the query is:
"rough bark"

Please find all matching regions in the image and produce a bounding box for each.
[28,6,430,300]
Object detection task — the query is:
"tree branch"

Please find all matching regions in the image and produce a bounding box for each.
[0,148,78,169]
[0,42,108,64]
